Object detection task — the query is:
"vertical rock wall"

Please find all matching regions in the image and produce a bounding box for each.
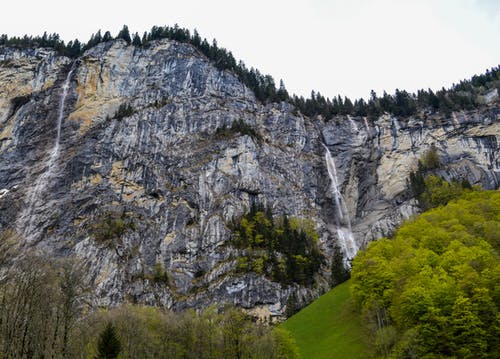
[0,40,498,317]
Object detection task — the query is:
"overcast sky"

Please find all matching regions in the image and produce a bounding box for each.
[3,0,499,99]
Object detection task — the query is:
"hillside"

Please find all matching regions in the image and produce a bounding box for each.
[283,189,500,359]
[352,190,500,358]
[281,280,370,358]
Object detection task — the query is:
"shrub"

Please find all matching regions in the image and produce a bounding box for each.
[408,147,473,209]
[419,175,472,209]
[92,212,136,247]
[420,145,441,170]
[113,103,134,120]
[215,119,262,143]
[152,262,170,284]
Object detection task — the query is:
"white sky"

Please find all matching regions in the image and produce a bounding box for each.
[2,0,499,99]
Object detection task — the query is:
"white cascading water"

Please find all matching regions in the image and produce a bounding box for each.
[323,145,358,262]
[18,67,74,239]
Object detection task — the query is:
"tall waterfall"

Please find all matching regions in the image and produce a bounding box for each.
[18,66,74,239]
[323,145,358,262]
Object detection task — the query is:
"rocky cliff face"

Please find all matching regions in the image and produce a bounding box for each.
[0,39,498,318]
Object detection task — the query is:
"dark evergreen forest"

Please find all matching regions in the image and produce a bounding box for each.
[1,25,498,120]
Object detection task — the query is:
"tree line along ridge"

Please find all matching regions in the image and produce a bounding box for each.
[1,25,498,120]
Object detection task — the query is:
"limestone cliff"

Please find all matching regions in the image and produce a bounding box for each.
[0,39,498,318]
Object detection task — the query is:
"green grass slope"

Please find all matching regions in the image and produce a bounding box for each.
[280,280,370,358]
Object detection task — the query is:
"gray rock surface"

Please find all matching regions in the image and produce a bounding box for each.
[0,39,498,318]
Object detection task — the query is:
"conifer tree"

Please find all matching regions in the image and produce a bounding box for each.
[70,39,81,57]
[132,32,141,47]
[96,322,121,359]
[330,244,350,285]
[277,79,289,101]
[94,30,102,44]
[102,31,112,42]
[116,25,131,44]
[343,97,354,114]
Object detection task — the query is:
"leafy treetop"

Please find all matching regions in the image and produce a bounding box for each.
[351,190,500,358]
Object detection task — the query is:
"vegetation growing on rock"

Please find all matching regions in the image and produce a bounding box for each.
[112,103,134,120]
[0,22,498,359]
[409,147,475,210]
[215,118,262,142]
[92,211,136,248]
[231,203,324,285]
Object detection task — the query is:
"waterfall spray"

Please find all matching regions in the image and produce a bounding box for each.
[17,65,75,239]
[323,145,358,262]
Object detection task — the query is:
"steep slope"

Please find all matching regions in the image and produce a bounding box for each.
[281,280,369,359]
[0,39,498,317]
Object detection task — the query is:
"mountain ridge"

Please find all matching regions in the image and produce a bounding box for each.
[2,25,498,119]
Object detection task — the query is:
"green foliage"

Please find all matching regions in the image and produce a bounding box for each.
[409,147,475,210]
[92,211,136,247]
[85,30,103,49]
[131,32,142,47]
[410,172,473,210]
[0,32,80,57]
[112,103,134,120]
[271,327,301,359]
[75,305,299,359]
[102,31,112,42]
[0,250,298,359]
[281,281,370,359]
[152,262,170,284]
[420,145,441,170]
[215,119,262,142]
[409,164,426,197]
[231,205,323,286]
[96,322,121,359]
[291,65,499,118]
[419,175,473,210]
[132,263,171,286]
[351,190,500,358]
[409,147,441,200]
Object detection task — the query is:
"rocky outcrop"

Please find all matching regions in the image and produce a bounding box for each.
[0,39,498,318]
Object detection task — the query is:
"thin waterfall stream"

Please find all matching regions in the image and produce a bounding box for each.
[323,145,358,262]
[17,66,74,239]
